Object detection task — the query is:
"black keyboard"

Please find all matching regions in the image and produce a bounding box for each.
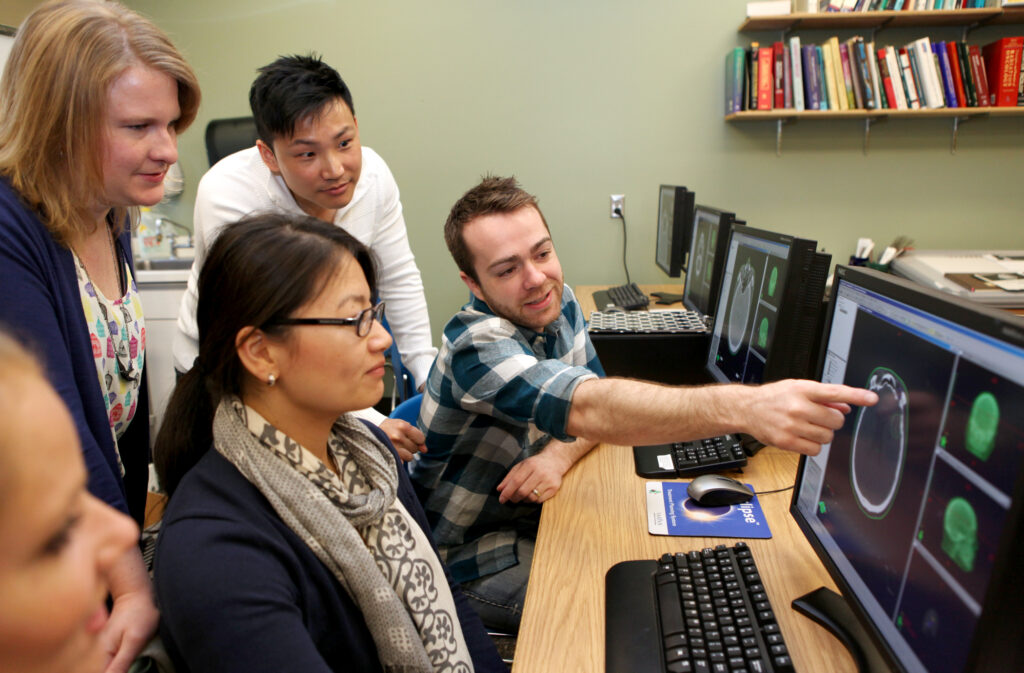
[593,282,650,311]
[606,542,795,673]
[633,435,748,479]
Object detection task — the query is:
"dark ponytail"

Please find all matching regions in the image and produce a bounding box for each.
[153,211,377,497]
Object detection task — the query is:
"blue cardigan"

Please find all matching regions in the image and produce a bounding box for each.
[0,177,150,522]
[154,422,507,673]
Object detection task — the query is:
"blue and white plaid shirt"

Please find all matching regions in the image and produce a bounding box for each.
[410,285,604,583]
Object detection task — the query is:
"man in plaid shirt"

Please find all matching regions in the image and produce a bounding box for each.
[410,176,877,632]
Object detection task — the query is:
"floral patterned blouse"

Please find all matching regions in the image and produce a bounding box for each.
[73,244,146,474]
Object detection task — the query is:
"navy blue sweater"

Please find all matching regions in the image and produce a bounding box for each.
[0,178,150,522]
[154,423,507,673]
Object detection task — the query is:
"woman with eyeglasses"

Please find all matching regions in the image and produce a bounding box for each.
[152,212,505,673]
[0,1,200,669]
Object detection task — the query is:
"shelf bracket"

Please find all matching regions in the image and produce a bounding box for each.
[951,115,971,154]
[776,118,787,156]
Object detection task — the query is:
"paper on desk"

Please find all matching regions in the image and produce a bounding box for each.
[646,481,772,539]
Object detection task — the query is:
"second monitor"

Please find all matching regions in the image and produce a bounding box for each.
[655,185,695,278]
[633,223,831,478]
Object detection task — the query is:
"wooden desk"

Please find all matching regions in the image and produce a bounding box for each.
[513,445,857,673]
[576,284,685,315]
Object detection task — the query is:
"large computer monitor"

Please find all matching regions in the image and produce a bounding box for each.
[655,185,695,278]
[681,206,743,317]
[791,266,1024,672]
[705,224,831,384]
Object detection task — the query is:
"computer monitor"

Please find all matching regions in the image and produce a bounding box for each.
[791,266,1024,672]
[704,224,831,384]
[681,206,743,317]
[655,185,695,278]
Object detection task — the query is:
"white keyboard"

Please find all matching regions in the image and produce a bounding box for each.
[587,310,709,334]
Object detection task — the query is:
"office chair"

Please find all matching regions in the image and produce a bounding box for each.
[204,116,259,166]
[389,393,422,426]
[380,313,417,410]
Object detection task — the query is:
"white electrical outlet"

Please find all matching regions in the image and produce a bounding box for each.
[610,194,625,219]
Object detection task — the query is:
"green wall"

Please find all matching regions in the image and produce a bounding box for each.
[128,0,1024,342]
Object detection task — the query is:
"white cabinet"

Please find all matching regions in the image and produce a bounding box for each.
[137,269,187,444]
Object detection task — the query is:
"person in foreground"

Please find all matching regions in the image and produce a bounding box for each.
[173,53,433,460]
[0,0,201,667]
[153,212,505,672]
[410,176,878,632]
[0,332,139,673]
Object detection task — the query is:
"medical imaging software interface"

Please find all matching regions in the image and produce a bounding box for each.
[795,279,1024,673]
[705,230,790,383]
[683,210,721,314]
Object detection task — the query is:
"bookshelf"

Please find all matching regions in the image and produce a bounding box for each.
[728,8,1024,154]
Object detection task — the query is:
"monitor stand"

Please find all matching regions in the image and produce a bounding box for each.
[791,587,891,673]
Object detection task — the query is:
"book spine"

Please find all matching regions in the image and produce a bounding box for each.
[822,42,840,110]
[898,47,922,108]
[818,46,830,109]
[858,40,878,109]
[947,41,968,107]
[885,46,909,108]
[969,44,992,106]
[910,37,944,108]
[791,36,805,111]
[1019,45,1024,105]
[803,44,822,110]
[774,41,787,109]
[958,41,978,106]
[726,47,746,114]
[983,37,1024,107]
[827,37,848,110]
[934,42,960,106]
[748,42,760,110]
[758,46,774,109]
[877,47,898,108]
[840,42,859,108]
[866,41,884,109]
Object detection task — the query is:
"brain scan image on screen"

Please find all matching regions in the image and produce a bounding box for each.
[692,230,707,287]
[767,266,778,298]
[965,392,999,461]
[940,496,978,572]
[727,260,757,354]
[757,317,769,349]
[851,368,909,519]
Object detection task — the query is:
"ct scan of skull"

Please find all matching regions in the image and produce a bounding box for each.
[850,368,909,518]
[692,231,707,288]
[727,260,756,354]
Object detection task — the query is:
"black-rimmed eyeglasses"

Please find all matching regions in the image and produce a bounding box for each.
[267,301,385,337]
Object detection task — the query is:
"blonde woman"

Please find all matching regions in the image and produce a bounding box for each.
[0,1,200,669]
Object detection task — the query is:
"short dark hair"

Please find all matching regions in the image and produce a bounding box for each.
[444,176,549,283]
[154,211,377,497]
[248,53,355,145]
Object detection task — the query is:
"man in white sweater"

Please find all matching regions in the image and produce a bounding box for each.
[174,54,435,458]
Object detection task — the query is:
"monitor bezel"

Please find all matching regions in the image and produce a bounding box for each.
[682,205,739,316]
[654,185,693,278]
[789,264,1024,672]
[703,222,812,384]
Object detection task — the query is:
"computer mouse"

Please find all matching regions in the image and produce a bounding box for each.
[686,474,755,507]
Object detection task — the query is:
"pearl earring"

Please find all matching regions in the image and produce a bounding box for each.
[267,373,277,386]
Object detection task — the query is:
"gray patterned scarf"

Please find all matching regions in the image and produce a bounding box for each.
[212,397,473,673]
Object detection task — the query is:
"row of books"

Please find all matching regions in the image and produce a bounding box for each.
[782,0,1007,11]
[725,35,1024,114]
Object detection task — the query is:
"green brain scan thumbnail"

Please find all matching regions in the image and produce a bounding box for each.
[941,497,978,573]
[965,391,999,461]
